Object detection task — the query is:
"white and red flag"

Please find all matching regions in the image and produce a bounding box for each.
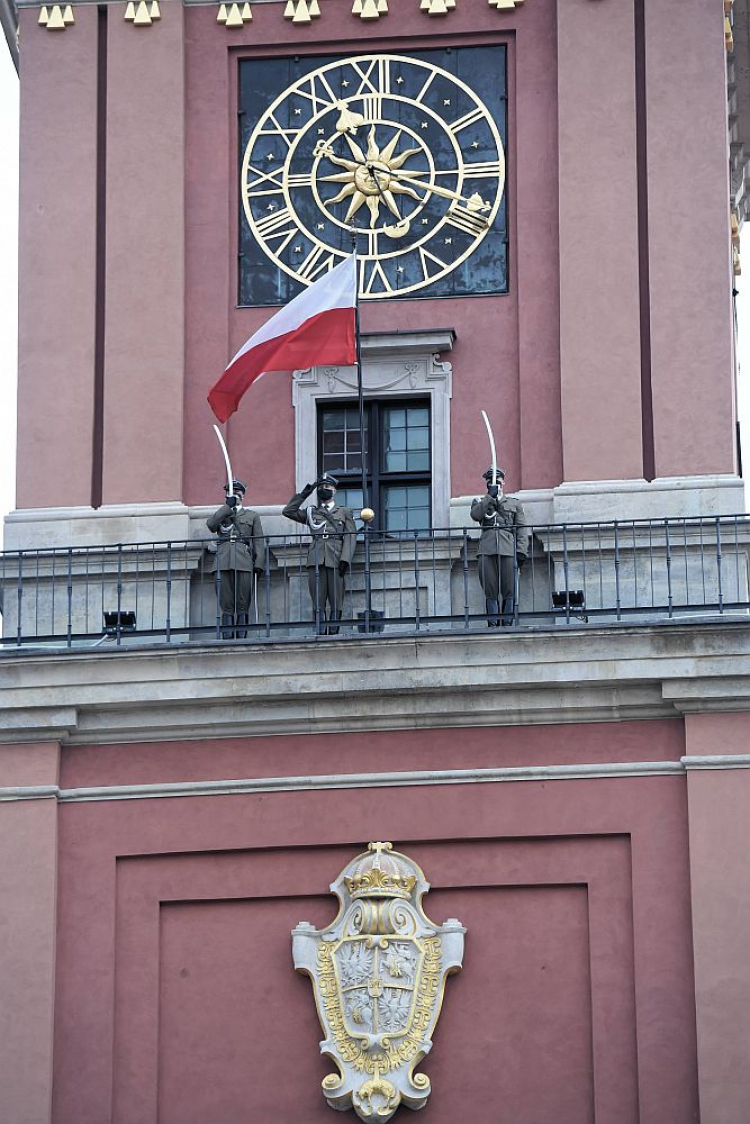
[208,253,358,423]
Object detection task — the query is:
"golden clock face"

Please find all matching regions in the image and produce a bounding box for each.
[240,51,507,301]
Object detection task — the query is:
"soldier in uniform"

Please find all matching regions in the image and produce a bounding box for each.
[206,479,266,639]
[470,467,529,626]
[282,473,357,634]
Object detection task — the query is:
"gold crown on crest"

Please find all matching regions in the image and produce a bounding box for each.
[343,841,418,900]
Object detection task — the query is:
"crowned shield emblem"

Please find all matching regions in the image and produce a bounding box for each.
[292,842,465,1120]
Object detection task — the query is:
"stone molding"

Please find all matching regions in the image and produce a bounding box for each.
[4,756,750,804]
[3,621,750,744]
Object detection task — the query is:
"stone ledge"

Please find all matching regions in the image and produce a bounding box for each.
[1,621,750,743]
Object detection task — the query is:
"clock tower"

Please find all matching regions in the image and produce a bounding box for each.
[2,3,749,1124]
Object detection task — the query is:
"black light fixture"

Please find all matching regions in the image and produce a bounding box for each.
[103,610,136,635]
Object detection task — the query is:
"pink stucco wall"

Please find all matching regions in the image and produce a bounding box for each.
[183,1,562,507]
[102,1,186,504]
[16,8,98,510]
[0,743,59,1124]
[685,713,750,1124]
[645,0,736,478]
[50,718,698,1123]
[557,0,643,482]
[14,0,738,513]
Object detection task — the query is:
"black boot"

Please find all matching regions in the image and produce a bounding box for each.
[327,610,342,636]
[485,599,500,627]
[221,612,235,640]
[501,596,515,627]
[236,612,248,639]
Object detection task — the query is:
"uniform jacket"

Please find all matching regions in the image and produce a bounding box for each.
[282,493,357,569]
[205,505,266,573]
[470,493,529,558]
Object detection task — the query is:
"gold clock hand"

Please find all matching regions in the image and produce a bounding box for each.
[397,170,492,214]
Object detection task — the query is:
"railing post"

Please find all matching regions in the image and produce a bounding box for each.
[715,516,724,614]
[562,525,571,623]
[613,522,622,621]
[461,528,470,630]
[413,530,421,631]
[116,545,124,646]
[16,550,23,647]
[665,521,673,617]
[66,548,73,648]
[165,542,172,643]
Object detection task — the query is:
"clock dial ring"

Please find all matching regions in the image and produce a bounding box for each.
[241,52,506,299]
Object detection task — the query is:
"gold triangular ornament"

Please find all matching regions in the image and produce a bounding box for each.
[308,0,320,14]
[124,1,136,18]
[38,6,49,24]
[225,2,242,24]
[133,0,152,23]
[62,4,74,21]
[293,0,311,21]
[149,0,161,19]
[241,3,252,18]
[46,4,66,28]
[360,0,380,16]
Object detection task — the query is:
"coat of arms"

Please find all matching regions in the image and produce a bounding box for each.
[292,842,465,1120]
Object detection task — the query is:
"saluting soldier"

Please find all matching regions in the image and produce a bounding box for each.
[206,479,266,639]
[470,467,529,627]
[282,473,357,634]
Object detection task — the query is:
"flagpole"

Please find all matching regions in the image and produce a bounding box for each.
[351,233,373,630]
[351,235,368,510]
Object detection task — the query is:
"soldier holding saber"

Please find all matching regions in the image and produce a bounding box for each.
[471,413,528,627]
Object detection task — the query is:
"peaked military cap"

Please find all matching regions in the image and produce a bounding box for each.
[224,479,247,494]
[483,466,506,482]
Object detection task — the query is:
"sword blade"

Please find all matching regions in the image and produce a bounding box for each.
[213,424,234,495]
[481,410,497,482]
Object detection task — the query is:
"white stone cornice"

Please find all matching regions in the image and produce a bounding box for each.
[3,755,750,802]
[3,621,750,744]
[0,760,685,804]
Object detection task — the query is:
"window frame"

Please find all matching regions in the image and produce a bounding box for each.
[316,398,432,532]
[291,330,454,528]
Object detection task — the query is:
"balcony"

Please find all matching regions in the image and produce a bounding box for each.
[1,515,749,650]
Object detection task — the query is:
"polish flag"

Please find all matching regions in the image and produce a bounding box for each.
[208,254,358,423]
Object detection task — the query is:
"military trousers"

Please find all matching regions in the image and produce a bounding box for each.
[477,554,516,603]
[218,568,253,614]
[308,565,345,620]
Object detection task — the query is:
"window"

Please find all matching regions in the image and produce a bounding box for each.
[318,400,431,532]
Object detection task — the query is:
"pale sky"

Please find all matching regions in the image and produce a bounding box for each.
[0,50,749,539]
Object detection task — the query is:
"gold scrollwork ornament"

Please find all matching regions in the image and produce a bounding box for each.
[292,842,465,1121]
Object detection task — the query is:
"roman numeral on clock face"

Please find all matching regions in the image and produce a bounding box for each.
[297,244,336,281]
[444,205,490,237]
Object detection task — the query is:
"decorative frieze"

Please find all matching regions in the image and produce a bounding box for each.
[421,0,455,14]
[488,0,524,9]
[38,5,74,30]
[284,0,319,22]
[124,0,161,25]
[217,0,252,24]
[351,0,386,17]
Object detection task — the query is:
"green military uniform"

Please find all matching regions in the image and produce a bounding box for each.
[206,497,266,637]
[470,475,528,627]
[283,481,357,633]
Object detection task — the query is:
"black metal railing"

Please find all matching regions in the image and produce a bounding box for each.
[1,515,748,649]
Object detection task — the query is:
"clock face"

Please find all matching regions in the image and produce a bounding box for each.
[239,48,508,304]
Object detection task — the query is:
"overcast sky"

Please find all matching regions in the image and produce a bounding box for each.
[1,51,749,541]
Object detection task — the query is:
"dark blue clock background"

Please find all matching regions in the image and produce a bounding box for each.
[238,46,508,306]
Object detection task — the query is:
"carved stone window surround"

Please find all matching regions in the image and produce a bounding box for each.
[292,329,454,526]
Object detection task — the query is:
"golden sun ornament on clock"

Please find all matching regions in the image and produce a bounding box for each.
[240,53,506,299]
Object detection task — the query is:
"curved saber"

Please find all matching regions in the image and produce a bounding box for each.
[481,410,497,483]
[213,424,234,495]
